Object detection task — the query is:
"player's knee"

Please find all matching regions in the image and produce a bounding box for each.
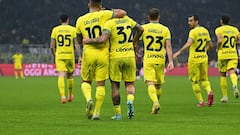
[126,84,135,94]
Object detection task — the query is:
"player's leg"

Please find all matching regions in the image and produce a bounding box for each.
[14,69,19,79]
[123,58,136,118]
[111,81,122,120]
[67,73,74,102]
[56,59,67,104]
[144,63,160,113]
[110,59,122,120]
[66,59,75,102]
[92,56,109,120]
[200,62,214,106]
[14,64,19,79]
[227,59,239,98]
[155,84,162,100]
[20,69,24,79]
[81,56,94,118]
[218,60,228,102]
[189,62,204,107]
[125,82,135,119]
[92,80,106,120]
[57,71,66,104]
[19,64,24,79]
[155,64,164,103]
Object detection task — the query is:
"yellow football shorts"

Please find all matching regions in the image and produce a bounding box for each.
[218,59,238,73]
[55,59,75,73]
[188,61,208,82]
[109,57,136,82]
[143,62,165,84]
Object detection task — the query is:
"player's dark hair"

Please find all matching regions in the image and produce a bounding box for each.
[189,14,199,21]
[60,14,68,23]
[90,0,102,7]
[221,15,229,25]
[148,8,160,20]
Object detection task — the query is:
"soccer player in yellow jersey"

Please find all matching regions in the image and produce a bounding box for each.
[75,0,126,120]
[12,50,24,79]
[139,8,174,114]
[83,15,143,120]
[173,15,214,107]
[215,15,240,102]
[50,14,81,104]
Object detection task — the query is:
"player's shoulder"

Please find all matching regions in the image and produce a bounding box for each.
[200,26,210,32]
[66,25,76,30]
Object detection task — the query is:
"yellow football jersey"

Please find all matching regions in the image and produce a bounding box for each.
[142,22,171,64]
[215,25,239,60]
[188,26,211,63]
[75,10,113,54]
[13,53,23,64]
[51,25,76,59]
[103,16,137,58]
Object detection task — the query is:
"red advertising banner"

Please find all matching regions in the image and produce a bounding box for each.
[0,64,219,76]
[0,64,80,76]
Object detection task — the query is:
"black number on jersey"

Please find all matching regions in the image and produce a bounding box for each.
[146,35,163,52]
[85,25,102,38]
[222,36,235,48]
[195,38,207,52]
[57,34,71,46]
[116,25,133,44]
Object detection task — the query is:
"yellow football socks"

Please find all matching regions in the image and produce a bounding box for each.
[81,82,92,102]
[156,88,162,100]
[93,86,105,116]
[114,105,121,115]
[127,94,134,102]
[201,80,212,94]
[67,78,74,95]
[192,82,203,102]
[230,73,238,87]
[58,77,65,97]
[220,76,227,97]
[148,85,158,103]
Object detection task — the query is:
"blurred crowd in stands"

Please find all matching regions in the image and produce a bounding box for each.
[0,0,239,64]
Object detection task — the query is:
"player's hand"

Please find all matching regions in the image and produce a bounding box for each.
[167,62,174,72]
[82,38,89,44]
[173,52,180,60]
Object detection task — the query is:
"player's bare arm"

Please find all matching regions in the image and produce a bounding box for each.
[112,9,127,18]
[206,41,213,51]
[216,34,222,49]
[133,24,144,53]
[83,31,110,44]
[74,38,82,64]
[50,38,56,58]
[237,34,240,45]
[166,39,174,71]
[76,34,83,45]
[173,38,193,59]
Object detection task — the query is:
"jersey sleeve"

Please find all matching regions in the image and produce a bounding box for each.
[165,27,171,40]
[215,27,220,36]
[206,30,211,42]
[75,17,82,35]
[103,20,112,34]
[103,10,114,20]
[127,16,137,29]
[50,27,56,39]
[188,29,195,41]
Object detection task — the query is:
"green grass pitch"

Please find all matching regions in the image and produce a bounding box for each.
[0,76,239,135]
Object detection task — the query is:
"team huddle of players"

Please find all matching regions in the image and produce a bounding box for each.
[49,0,240,120]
